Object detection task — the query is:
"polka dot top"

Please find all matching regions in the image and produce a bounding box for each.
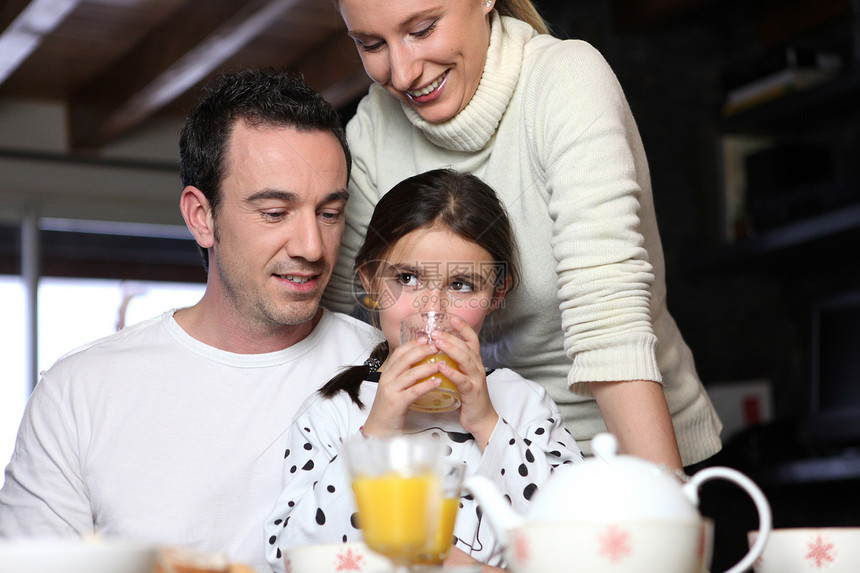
[264,368,583,571]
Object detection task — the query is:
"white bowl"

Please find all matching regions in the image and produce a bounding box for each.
[0,538,159,573]
[283,542,393,573]
[749,527,860,573]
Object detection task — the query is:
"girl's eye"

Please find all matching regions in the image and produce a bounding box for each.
[396,273,420,288]
[450,280,475,293]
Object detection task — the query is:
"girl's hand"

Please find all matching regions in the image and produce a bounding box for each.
[444,547,505,573]
[433,315,499,449]
[361,338,442,436]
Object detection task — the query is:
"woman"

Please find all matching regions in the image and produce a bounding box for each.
[322,0,722,468]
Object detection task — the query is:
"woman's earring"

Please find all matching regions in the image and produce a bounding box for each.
[486,0,493,6]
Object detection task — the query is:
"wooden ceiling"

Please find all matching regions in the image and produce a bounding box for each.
[0,0,371,150]
[4,0,826,154]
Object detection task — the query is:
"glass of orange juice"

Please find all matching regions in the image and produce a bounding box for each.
[416,462,466,566]
[345,434,444,572]
[400,311,462,413]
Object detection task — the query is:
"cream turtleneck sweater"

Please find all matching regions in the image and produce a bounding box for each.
[323,15,721,465]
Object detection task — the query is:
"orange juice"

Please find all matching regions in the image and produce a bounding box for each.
[352,472,440,562]
[417,496,460,564]
[411,352,461,413]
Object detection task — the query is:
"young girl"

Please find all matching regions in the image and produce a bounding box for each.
[264,168,583,571]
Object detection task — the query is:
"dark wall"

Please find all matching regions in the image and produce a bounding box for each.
[538,0,858,425]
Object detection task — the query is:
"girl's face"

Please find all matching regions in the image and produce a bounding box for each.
[338,0,493,125]
[363,226,506,350]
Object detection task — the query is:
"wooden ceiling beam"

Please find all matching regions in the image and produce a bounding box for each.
[297,32,371,110]
[0,0,80,85]
[68,0,304,150]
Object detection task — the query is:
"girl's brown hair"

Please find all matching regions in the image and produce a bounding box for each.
[319,168,519,406]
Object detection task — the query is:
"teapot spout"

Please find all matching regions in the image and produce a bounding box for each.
[463,474,525,546]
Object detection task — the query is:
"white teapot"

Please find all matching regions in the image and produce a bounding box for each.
[465,433,771,573]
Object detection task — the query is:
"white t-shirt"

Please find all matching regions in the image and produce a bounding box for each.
[0,309,382,573]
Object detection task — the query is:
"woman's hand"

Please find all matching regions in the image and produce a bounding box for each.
[433,315,499,450]
[361,338,442,436]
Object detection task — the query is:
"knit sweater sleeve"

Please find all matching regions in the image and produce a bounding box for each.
[322,88,388,315]
[522,39,661,393]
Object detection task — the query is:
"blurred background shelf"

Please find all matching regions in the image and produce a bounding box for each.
[693,202,860,272]
[721,70,860,134]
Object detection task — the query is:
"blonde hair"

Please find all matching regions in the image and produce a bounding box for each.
[495,0,549,35]
[333,0,550,36]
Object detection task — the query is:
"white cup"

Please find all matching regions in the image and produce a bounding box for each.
[283,542,393,573]
[748,527,860,572]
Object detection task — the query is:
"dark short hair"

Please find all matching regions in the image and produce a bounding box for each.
[179,68,350,269]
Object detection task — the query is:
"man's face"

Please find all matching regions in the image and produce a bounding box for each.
[209,121,348,334]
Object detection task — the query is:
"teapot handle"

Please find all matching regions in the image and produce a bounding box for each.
[684,467,772,573]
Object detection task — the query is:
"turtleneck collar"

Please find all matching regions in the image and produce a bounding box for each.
[399,14,538,153]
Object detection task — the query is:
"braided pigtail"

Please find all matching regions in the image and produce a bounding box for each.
[318,341,390,408]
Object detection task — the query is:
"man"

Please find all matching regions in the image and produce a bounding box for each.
[0,69,381,573]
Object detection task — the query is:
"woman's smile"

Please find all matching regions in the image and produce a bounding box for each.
[406,70,449,102]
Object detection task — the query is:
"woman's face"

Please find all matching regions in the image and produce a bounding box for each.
[338,0,494,124]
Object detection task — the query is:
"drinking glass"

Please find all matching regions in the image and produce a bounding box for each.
[345,434,445,572]
[416,463,466,566]
[400,311,462,413]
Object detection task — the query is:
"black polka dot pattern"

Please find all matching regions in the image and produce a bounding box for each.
[263,368,585,573]
[523,483,537,500]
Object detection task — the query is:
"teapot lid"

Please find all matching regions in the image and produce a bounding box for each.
[527,433,700,523]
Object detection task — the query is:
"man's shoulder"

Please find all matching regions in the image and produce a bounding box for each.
[53,312,170,366]
[318,309,382,344]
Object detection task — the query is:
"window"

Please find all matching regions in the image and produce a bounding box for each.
[0,277,205,486]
